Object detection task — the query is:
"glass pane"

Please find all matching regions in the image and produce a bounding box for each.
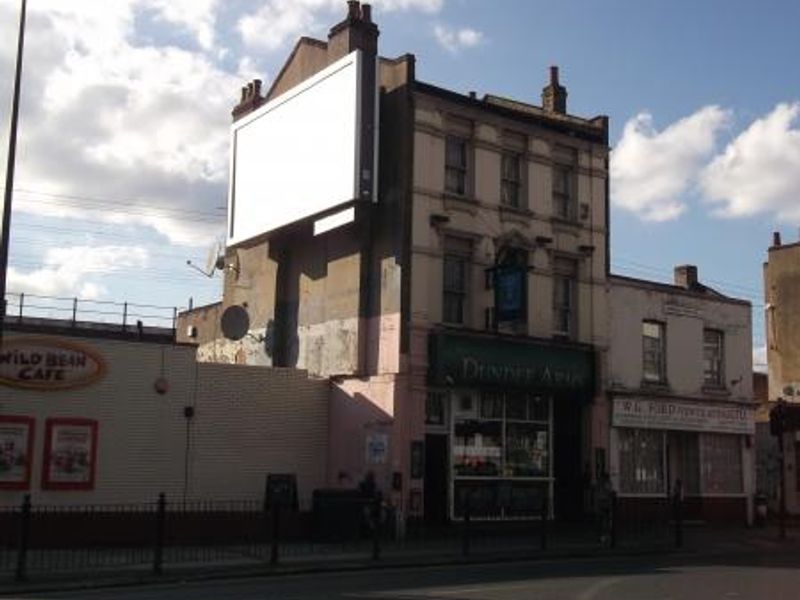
[445,168,465,195]
[505,393,528,420]
[619,428,664,494]
[505,422,549,477]
[501,182,519,207]
[443,255,465,291]
[643,321,662,339]
[443,292,463,324]
[425,391,445,425]
[453,420,502,477]
[529,395,549,421]
[481,393,504,419]
[701,433,742,493]
[446,137,466,168]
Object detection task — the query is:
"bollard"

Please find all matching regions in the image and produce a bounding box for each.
[153,493,166,575]
[462,492,471,557]
[673,493,683,548]
[610,491,617,549]
[540,494,548,551]
[270,503,280,566]
[371,496,381,560]
[15,494,31,582]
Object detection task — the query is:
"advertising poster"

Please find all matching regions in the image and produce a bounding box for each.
[365,433,389,465]
[0,416,35,490]
[42,418,98,490]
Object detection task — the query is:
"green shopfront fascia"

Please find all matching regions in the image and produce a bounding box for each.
[427,332,595,521]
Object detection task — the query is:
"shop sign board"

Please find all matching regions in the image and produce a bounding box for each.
[428,333,594,394]
[0,337,106,391]
[612,397,754,435]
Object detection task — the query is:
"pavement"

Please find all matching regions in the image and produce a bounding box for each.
[1,523,799,596]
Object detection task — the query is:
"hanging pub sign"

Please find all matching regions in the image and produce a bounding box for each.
[0,337,106,391]
[494,264,526,323]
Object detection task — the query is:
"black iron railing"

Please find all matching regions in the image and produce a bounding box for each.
[3,292,179,331]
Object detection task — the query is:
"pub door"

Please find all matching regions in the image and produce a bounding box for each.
[424,434,449,527]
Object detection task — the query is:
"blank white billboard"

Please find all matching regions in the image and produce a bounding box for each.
[228,51,365,246]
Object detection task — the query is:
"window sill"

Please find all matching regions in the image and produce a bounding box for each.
[640,379,671,392]
[550,215,581,229]
[701,385,731,397]
[499,204,534,225]
[443,193,479,215]
[551,332,576,343]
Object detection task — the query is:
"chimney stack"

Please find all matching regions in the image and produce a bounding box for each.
[542,65,567,114]
[232,78,264,121]
[674,265,699,290]
[328,1,379,60]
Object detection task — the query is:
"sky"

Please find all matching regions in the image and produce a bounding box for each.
[1,0,798,366]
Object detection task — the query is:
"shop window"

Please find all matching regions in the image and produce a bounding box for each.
[553,257,578,338]
[505,422,549,477]
[480,393,504,419]
[443,236,471,325]
[703,329,724,387]
[445,136,468,195]
[642,321,666,383]
[505,393,528,420]
[701,433,742,493]
[453,419,503,477]
[618,428,665,494]
[529,395,549,421]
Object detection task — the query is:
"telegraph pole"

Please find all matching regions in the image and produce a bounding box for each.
[0,0,28,343]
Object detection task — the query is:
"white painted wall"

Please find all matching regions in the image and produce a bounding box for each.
[608,279,753,401]
[0,332,329,507]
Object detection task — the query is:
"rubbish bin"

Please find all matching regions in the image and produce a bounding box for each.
[754,493,768,527]
[312,489,364,542]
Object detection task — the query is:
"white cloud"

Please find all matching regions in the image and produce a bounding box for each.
[433,24,484,54]
[610,106,731,221]
[8,245,149,299]
[701,102,800,223]
[143,0,219,50]
[0,1,234,247]
[238,0,444,51]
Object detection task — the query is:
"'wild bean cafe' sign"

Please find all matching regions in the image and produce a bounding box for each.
[428,333,594,394]
[0,337,106,390]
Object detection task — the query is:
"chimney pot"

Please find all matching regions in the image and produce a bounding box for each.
[361,3,372,22]
[773,231,782,247]
[674,265,699,289]
[550,65,559,85]
[240,86,247,102]
[347,0,360,19]
[253,79,262,96]
[468,91,476,99]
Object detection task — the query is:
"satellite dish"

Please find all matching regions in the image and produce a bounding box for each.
[221,305,250,341]
[187,240,225,278]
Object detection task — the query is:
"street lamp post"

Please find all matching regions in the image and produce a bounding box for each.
[0,0,28,343]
